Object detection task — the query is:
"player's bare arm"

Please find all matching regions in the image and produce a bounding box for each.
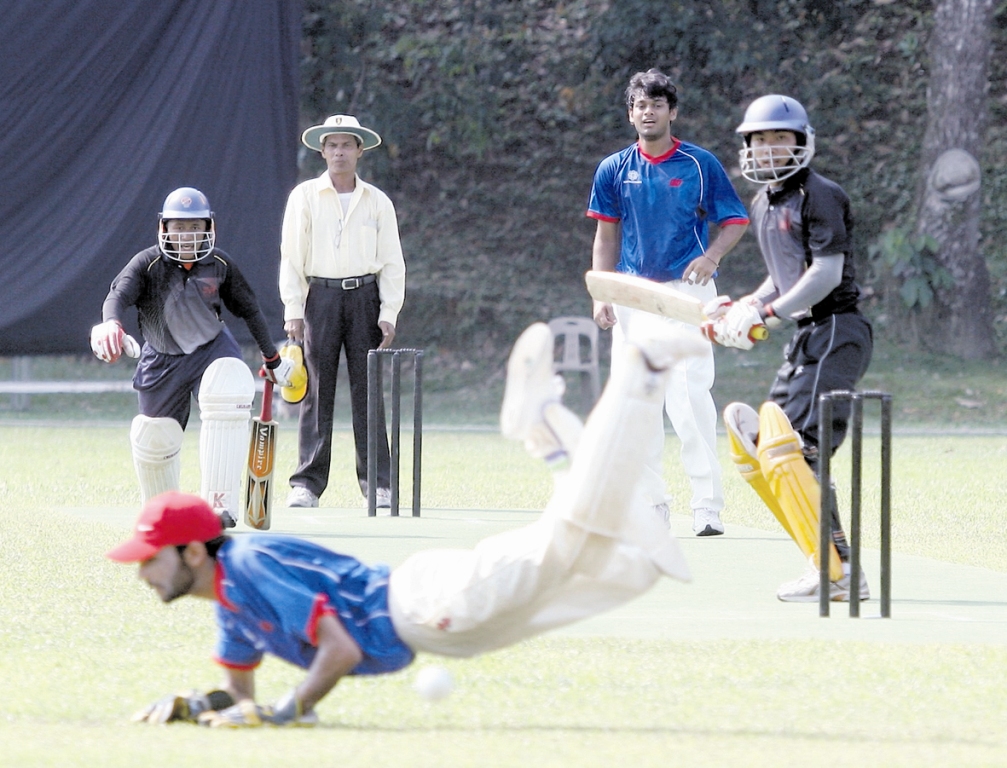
[591,219,621,329]
[293,613,364,712]
[682,221,748,286]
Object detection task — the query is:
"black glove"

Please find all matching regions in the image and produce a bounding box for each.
[132,689,235,724]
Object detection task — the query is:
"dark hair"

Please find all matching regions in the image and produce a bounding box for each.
[625,69,678,111]
[176,535,230,560]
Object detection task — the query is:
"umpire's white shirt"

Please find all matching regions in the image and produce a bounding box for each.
[279,172,406,327]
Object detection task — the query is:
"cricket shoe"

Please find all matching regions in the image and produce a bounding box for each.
[501,323,582,464]
[287,486,319,508]
[692,508,724,536]
[776,557,870,603]
[375,488,392,508]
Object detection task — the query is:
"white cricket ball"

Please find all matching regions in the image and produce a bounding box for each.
[414,665,454,702]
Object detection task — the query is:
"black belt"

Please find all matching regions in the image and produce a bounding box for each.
[308,274,376,290]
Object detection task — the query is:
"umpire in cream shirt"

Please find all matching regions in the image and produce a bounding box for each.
[279,115,406,508]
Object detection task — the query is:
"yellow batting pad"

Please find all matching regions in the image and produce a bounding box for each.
[757,402,843,581]
[723,403,795,539]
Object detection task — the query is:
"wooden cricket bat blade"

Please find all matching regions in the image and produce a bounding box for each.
[585,270,768,340]
[585,270,706,326]
[245,381,276,530]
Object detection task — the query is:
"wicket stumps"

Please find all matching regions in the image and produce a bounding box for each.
[818,390,892,618]
[366,348,423,517]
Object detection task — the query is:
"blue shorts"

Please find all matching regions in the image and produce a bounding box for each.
[133,328,242,429]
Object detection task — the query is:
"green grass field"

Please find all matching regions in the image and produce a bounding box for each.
[2,421,1006,767]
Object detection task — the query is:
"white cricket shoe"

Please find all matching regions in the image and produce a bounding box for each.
[287,486,319,508]
[693,508,724,536]
[776,557,870,603]
[375,487,392,508]
[501,323,581,462]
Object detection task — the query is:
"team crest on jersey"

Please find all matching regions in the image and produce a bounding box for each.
[623,170,642,185]
[668,178,683,188]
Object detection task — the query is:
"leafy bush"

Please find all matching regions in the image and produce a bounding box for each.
[299,0,1007,361]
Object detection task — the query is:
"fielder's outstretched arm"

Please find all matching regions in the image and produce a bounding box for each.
[292,613,364,713]
[201,614,363,727]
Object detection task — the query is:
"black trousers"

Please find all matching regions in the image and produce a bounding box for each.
[768,311,873,558]
[291,280,390,497]
[135,327,241,430]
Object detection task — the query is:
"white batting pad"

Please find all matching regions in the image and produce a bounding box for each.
[130,415,183,503]
[198,357,255,519]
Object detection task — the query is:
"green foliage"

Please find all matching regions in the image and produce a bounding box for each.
[868,227,951,310]
[296,0,1007,361]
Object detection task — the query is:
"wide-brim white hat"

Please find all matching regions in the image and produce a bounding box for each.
[301,114,382,151]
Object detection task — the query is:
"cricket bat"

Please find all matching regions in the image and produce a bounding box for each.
[245,380,276,530]
[585,270,768,340]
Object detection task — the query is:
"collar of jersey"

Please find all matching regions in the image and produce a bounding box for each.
[637,138,681,164]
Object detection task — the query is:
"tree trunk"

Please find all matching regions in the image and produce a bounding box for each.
[914,0,996,360]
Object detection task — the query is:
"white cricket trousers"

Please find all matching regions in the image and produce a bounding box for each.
[387,343,690,658]
[610,279,723,513]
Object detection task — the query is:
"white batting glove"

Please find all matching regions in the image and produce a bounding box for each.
[740,296,783,329]
[123,334,141,358]
[715,301,767,350]
[90,320,125,363]
[703,295,733,321]
[261,355,294,388]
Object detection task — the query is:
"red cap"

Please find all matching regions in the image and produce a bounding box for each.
[106,491,223,563]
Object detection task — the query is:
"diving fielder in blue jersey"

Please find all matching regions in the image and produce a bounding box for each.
[587,68,749,538]
[109,322,703,728]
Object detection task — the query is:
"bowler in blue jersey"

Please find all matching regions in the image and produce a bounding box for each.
[587,68,749,538]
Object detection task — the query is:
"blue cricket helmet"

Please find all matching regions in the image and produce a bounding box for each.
[157,187,216,261]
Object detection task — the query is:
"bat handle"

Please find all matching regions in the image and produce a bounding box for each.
[750,326,770,341]
[262,380,273,422]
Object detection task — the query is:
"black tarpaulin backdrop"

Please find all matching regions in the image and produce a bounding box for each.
[0,0,300,355]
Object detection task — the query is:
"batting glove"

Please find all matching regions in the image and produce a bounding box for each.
[198,690,317,728]
[706,301,767,350]
[90,320,125,363]
[131,688,234,724]
[702,295,734,321]
[732,294,784,329]
[261,353,295,388]
[90,320,141,362]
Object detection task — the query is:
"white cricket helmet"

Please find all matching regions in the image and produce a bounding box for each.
[158,187,216,261]
[736,95,816,184]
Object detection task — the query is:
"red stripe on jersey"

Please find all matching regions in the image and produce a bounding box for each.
[305,592,338,645]
[214,656,261,671]
[718,217,751,226]
[586,211,619,222]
